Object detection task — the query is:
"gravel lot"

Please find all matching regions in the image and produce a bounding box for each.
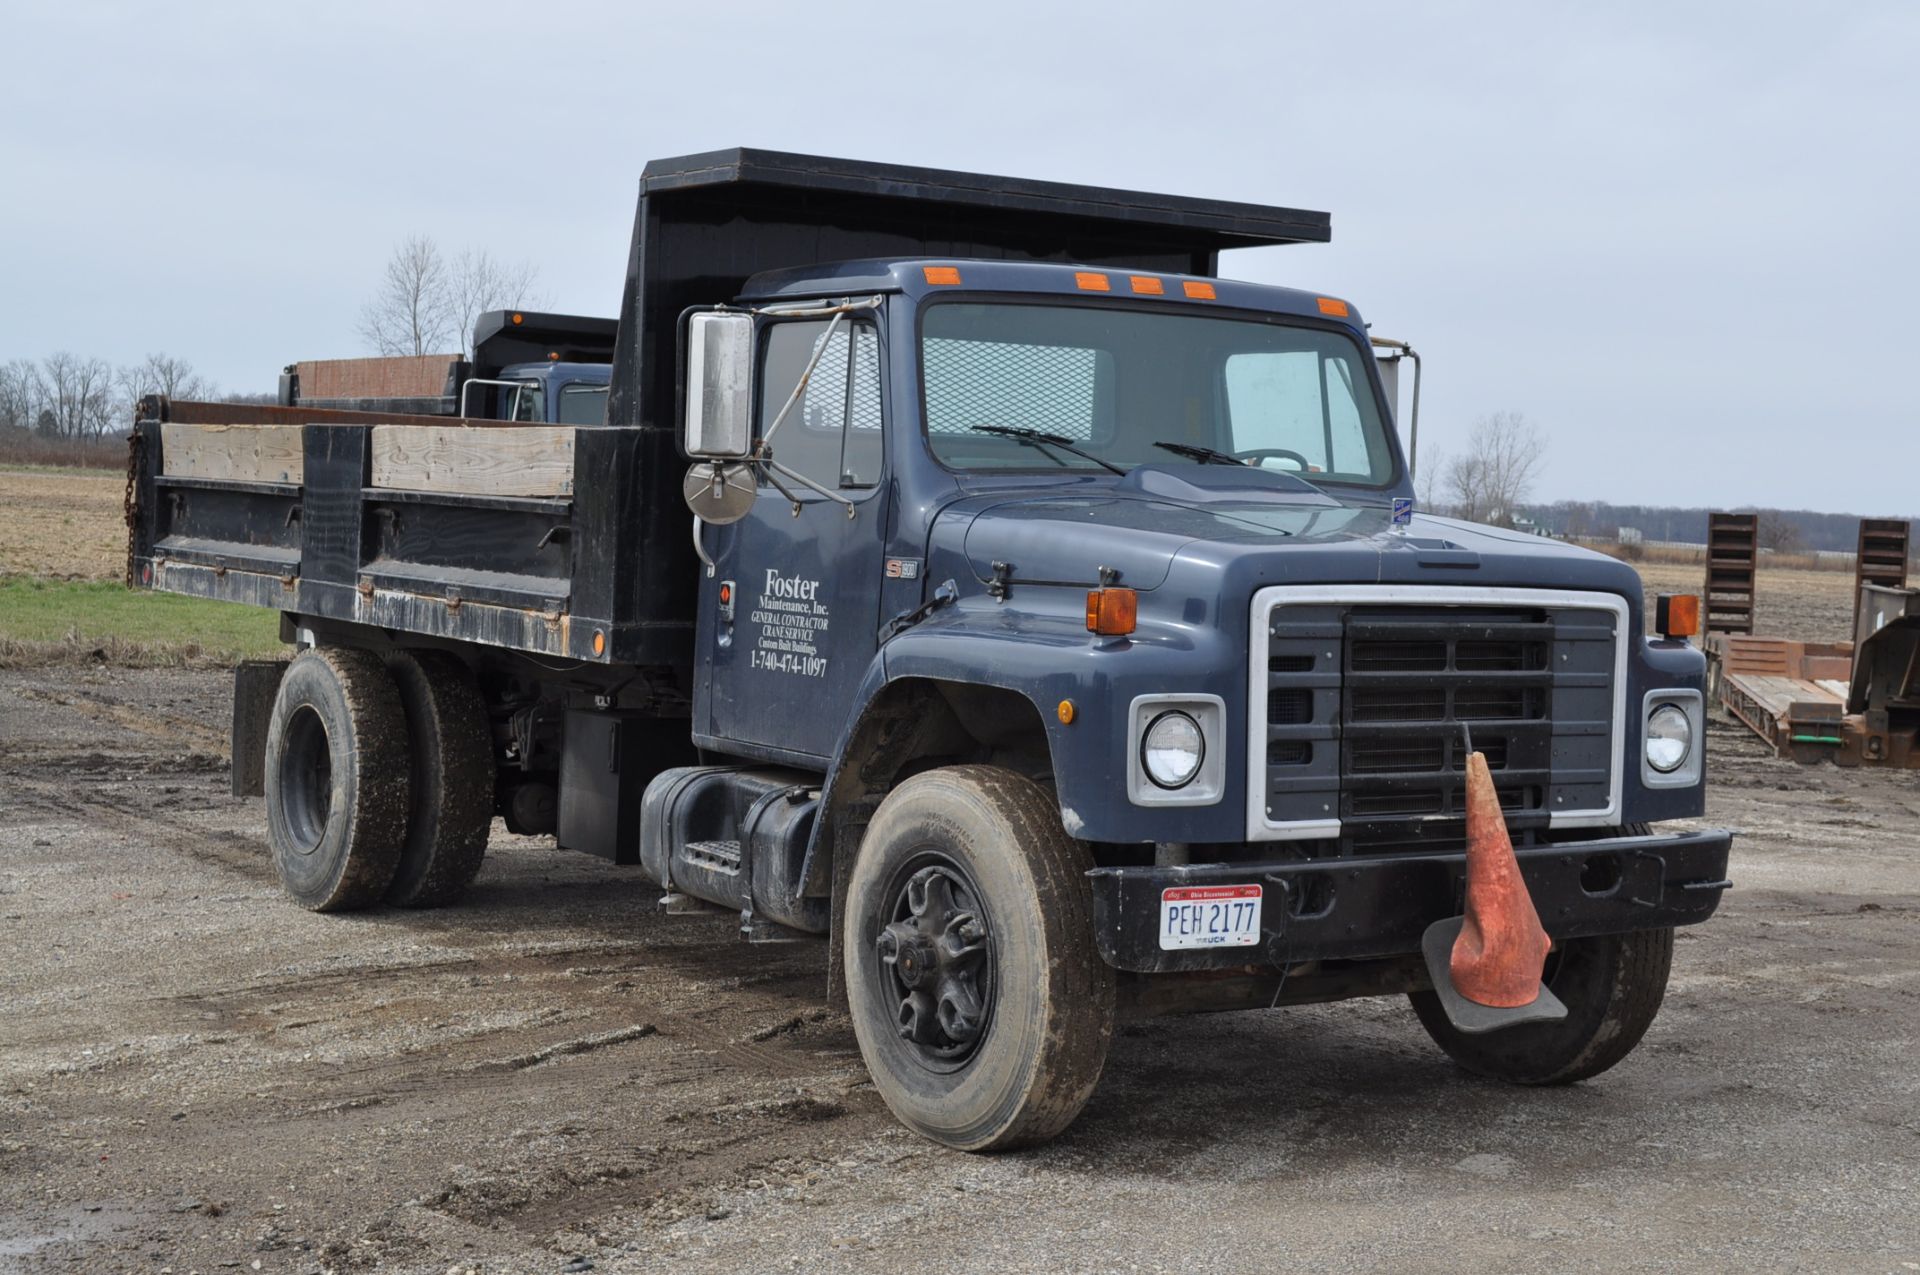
[3,664,1919,1274]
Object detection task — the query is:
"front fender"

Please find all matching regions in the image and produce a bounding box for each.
[839,594,1254,845]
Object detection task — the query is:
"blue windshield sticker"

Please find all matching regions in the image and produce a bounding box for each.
[1391,497,1414,527]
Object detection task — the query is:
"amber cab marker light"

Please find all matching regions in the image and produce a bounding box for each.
[1655,593,1700,641]
[1074,272,1111,292]
[1316,297,1350,317]
[1085,587,1138,636]
[511,312,525,325]
[1057,700,1077,725]
[923,265,962,286]
[1182,281,1216,300]
[1128,276,1164,295]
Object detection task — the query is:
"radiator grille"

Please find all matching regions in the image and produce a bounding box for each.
[1261,600,1618,849]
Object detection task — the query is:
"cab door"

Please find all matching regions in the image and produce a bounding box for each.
[697,316,890,761]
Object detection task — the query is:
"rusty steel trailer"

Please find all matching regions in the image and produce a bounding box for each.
[1711,634,1857,762]
[1706,519,1918,768]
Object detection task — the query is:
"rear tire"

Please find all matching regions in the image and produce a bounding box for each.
[844,765,1115,1151]
[263,647,410,912]
[1410,926,1675,1084]
[384,651,493,907]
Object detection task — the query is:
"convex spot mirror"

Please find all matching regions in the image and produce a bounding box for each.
[683,461,756,526]
[684,312,755,460]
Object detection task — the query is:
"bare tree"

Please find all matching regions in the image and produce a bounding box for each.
[0,359,44,434]
[447,248,546,358]
[1442,411,1546,527]
[1755,509,1803,554]
[358,235,455,356]
[38,352,117,440]
[117,353,214,421]
[1414,449,1444,513]
[127,353,212,401]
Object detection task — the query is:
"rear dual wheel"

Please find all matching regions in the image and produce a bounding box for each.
[263,647,491,911]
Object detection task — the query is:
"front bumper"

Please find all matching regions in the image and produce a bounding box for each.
[1086,828,1733,973]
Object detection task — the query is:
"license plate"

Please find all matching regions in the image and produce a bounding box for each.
[1158,884,1262,950]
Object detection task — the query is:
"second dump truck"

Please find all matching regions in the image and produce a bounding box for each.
[127,149,1732,1150]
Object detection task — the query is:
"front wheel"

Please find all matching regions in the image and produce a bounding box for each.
[1409,926,1675,1084]
[844,765,1115,1151]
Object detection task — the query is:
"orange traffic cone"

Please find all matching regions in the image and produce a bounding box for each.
[1450,750,1553,1008]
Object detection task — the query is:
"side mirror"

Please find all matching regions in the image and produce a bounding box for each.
[1374,355,1400,427]
[685,312,755,459]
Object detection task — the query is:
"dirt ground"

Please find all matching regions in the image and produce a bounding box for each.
[0,471,127,582]
[3,664,1918,1274]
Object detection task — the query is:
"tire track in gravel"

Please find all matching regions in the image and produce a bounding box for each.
[6,773,273,883]
[12,683,229,754]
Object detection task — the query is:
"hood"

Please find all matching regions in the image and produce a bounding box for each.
[930,465,1639,598]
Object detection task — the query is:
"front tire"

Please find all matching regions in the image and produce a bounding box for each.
[844,765,1115,1151]
[1410,926,1675,1084]
[263,647,410,911]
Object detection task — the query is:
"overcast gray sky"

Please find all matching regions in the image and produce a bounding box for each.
[4,2,1913,514]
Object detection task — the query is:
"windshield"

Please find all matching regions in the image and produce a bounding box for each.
[921,301,1395,485]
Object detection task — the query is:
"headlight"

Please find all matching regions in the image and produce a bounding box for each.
[1645,702,1692,773]
[1142,711,1205,789]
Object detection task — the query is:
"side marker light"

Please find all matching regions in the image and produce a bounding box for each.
[1086,587,1137,635]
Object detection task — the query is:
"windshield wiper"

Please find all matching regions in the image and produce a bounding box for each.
[1151,438,1331,495]
[1153,440,1247,467]
[970,425,1128,476]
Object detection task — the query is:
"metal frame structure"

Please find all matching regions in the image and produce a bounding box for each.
[1703,511,1758,636]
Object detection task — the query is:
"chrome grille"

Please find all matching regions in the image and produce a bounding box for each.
[1260,598,1619,849]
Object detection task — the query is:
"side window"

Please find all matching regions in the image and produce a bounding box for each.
[512,382,544,422]
[760,319,883,491]
[558,383,607,425]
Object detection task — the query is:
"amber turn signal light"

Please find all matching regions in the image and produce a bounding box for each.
[1655,593,1700,640]
[1086,587,1137,636]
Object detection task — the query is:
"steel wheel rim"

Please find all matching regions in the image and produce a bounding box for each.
[874,850,997,1072]
[279,705,331,855]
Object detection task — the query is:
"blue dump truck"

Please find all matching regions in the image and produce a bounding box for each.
[127,149,1731,1150]
[277,309,616,425]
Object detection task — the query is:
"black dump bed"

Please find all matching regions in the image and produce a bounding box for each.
[128,148,1328,673]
